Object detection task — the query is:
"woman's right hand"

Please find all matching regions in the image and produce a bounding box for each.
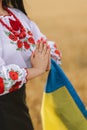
[31,40,51,73]
[26,40,51,81]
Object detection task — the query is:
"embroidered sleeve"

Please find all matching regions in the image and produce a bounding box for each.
[29,21,62,64]
[0,58,27,96]
[47,41,62,64]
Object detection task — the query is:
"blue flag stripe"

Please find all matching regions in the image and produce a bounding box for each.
[45,59,87,118]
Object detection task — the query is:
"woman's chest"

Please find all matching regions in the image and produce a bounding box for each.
[0,20,36,64]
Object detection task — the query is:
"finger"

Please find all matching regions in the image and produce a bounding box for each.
[36,42,40,50]
[34,42,40,55]
[38,42,43,52]
[46,48,50,56]
[42,42,48,55]
[37,39,41,44]
[48,53,51,69]
[46,59,51,71]
[43,40,47,44]
[46,52,51,71]
[40,37,44,42]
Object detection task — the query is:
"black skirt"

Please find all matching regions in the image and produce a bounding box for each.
[0,84,34,130]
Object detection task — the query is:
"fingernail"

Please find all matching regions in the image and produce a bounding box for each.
[40,37,44,41]
[43,41,47,44]
[37,40,40,43]
[47,45,50,49]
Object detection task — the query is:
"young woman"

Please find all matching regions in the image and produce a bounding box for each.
[0,0,61,129]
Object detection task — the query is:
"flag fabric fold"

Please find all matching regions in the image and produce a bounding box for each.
[41,59,87,130]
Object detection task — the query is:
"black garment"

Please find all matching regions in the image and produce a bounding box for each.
[0,84,34,130]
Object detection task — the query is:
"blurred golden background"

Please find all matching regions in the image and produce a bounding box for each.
[24,0,87,129]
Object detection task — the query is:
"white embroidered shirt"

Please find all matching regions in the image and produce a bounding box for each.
[0,8,61,96]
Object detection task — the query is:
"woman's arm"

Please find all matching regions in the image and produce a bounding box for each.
[0,41,50,95]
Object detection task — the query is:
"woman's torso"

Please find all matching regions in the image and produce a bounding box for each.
[0,8,37,69]
[0,8,34,130]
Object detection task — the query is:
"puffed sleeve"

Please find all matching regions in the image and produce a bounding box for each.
[0,46,27,96]
[29,21,62,64]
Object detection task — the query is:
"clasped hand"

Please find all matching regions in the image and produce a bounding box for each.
[31,39,51,73]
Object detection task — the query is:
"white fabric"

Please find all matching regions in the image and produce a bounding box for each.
[0,7,61,96]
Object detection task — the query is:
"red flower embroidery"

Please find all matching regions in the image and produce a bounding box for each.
[17,40,23,48]
[9,81,22,93]
[0,77,4,94]
[27,31,33,36]
[19,32,26,39]
[24,42,30,49]
[9,18,20,31]
[55,50,60,55]
[28,37,35,44]
[9,71,18,80]
[9,34,18,41]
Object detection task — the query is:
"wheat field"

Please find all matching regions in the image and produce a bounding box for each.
[24,0,87,129]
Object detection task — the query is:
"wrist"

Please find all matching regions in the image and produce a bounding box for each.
[34,67,46,75]
[25,67,46,80]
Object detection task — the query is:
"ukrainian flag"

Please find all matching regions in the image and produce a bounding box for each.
[41,59,87,130]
